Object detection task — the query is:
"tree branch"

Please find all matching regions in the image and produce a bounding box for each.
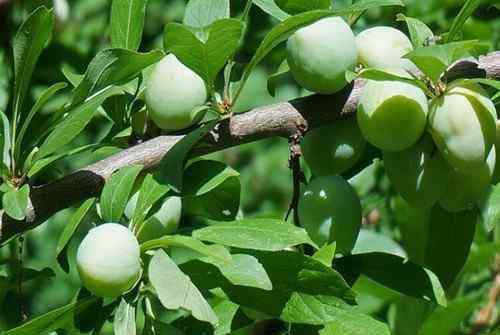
[1,53,499,244]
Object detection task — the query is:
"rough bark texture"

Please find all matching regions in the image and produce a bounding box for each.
[1,54,499,244]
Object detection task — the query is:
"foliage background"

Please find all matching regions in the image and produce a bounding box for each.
[0,0,499,333]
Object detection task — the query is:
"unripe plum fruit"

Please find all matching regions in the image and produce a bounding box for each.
[145,54,207,131]
[355,26,415,71]
[298,175,362,254]
[302,118,366,176]
[357,74,428,151]
[76,223,141,298]
[286,17,357,94]
[440,146,496,212]
[383,135,449,208]
[428,85,497,173]
[137,196,182,243]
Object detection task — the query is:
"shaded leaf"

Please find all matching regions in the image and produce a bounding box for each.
[3,184,30,220]
[445,0,481,43]
[253,0,290,21]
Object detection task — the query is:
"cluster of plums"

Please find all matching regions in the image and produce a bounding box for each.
[295,17,498,251]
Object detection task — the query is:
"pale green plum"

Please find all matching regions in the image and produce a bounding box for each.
[440,146,496,212]
[137,196,182,243]
[429,85,497,173]
[356,26,415,71]
[145,54,207,131]
[287,17,357,94]
[357,75,428,151]
[298,175,362,254]
[302,118,366,176]
[383,135,449,208]
[76,223,141,298]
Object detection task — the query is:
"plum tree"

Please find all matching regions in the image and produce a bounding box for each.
[137,196,182,242]
[76,223,141,298]
[428,85,497,173]
[383,135,449,208]
[286,17,357,94]
[355,26,415,71]
[302,118,366,175]
[145,54,207,131]
[298,175,362,254]
[440,146,496,212]
[357,74,428,151]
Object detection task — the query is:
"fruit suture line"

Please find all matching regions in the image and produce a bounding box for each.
[0,53,499,244]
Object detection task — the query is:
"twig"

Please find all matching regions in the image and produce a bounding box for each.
[284,128,306,226]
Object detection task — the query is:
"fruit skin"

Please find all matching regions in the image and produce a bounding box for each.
[355,26,415,71]
[145,54,207,131]
[302,118,366,176]
[298,175,362,254]
[286,17,357,94]
[357,74,428,151]
[440,146,496,212]
[137,196,182,243]
[383,135,449,208]
[428,85,497,173]
[76,223,141,298]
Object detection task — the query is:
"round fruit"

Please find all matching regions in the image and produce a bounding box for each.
[286,17,357,94]
[440,146,496,212]
[383,135,449,208]
[357,74,428,151]
[302,118,366,176]
[145,54,207,131]
[298,175,362,253]
[355,26,415,71]
[76,223,141,298]
[137,196,182,243]
[428,85,497,173]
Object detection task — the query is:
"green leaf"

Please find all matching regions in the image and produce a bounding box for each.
[404,40,487,82]
[72,49,163,106]
[110,0,147,50]
[396,14,434,48]
[479,184,500,232]
[100,165,143,223]
[154,120,217,193]
[267,60,292,96]
[113,298,136,335]
[419,295,481,335]
[141,234,232,263]
[183,0,230,28]
[15,82,68,161]
[164,19,244,89]
[445,0,481,43]
[275,0,331,14]
[148,249,218,326]
[182,160,241,221]
[3,296,98,335]
[131,174,169,229]
[12,6,54,130]
[0,111,11,169]
[193,218,315,251]
[3,184,30,220]
[233,0,404,102]
[253,0,290,21]
[451,78,500,91]
[35,87,120,160]
[56,198,96,273]
[213,300,239,335]
[463,243,500,274]
[335,252,446,306]
[313,243,337,267]
[357,68,429,92]
[352,230,406,257]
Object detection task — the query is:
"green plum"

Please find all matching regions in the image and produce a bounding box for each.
[357,73,428,151]
[137,196,182,243]
[145,54,207,131]
[429,85,497,173]
[76,223,141,298]
[302,118,366,175]
[298,175,362,254]
[286,17,357,94]
[356,26,415,71]
[440,146,496,212]
[383,135,449,208]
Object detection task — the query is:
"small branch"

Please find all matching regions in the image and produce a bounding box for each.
[285,130,306,226]
[0,53,499,244]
